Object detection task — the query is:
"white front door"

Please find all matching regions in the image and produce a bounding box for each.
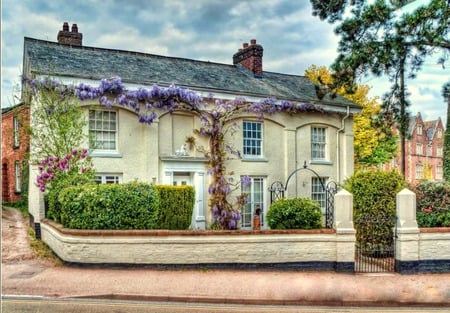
[167,170,206,230]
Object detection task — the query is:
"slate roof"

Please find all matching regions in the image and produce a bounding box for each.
[23,37,359,110]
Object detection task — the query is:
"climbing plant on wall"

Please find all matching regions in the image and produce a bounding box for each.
[29,76,319,229]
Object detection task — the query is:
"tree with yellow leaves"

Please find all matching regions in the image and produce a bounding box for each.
[305,65,397,169]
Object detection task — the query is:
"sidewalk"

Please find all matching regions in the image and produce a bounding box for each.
[2,261,450,307]
[2,206,450,307]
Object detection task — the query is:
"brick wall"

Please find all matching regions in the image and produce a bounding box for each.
[1,105,30,202]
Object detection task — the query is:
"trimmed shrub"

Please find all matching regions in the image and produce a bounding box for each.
[46,172,94,223]
[267,198,322,229]
[411,181,450,227]
[344,170,405,251]
[58,182,159,230]
[154,185,195,230]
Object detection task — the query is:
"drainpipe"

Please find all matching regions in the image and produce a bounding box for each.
[337,106,350,183]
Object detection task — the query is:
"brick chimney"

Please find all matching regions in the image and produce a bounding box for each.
[233,39,263,77]
[57,22,82,46]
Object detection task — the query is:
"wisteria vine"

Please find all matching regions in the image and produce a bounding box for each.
[29,76,317,229]
[36,148,93,192]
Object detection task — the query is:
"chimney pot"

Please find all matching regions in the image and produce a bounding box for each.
[71,24,78,33]
[250,39,256,45]
[243,43,249,49]
[63,22,69,31]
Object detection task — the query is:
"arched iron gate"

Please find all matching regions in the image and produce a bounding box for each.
[268,161,339,228]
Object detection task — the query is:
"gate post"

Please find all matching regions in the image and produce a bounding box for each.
[334,189,355,272]
[395,188,419,274]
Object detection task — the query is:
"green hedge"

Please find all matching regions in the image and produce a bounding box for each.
[267,198,322,229]
[154,185,195,230]
[344,170,405,250]
[411,181,450,227]
[46,173,94,223]
[58,182,159,229]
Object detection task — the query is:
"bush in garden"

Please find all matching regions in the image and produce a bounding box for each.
[46,172,94,223]
[344,170,405,253]
[267,198,322,229]
[154,185,195,230]
[38,148,95,222]
[411,181,450,227]
[58,182,159,230]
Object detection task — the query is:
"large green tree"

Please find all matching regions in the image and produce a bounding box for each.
[310,0,450,176]
[305,65,397,169]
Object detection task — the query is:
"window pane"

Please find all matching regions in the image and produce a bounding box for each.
[311,127,326,160]
[89,110,117,151]
[243,121,262,157]
[15,162,21,192]
[241,176,265,228]
[311,177,327,212]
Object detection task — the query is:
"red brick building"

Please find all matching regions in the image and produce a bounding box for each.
[1,103,30,203]
[387,112,445,184]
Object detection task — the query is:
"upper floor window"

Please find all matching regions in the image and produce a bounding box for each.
[426,145,432,156]
[243,121,262,157]
[416,125,423,136]
[416,143,423,155]
[89,110,117,151]
[13,116,19,148]
[311,127,326,160]
[437,145,443,157]
[437,128,442,139]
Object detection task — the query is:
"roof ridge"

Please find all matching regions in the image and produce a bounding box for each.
[24,37,234,68]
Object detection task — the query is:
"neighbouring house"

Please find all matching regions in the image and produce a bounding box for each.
[386,112,445,183]
[1,103,30,203]
[23,23,361,231]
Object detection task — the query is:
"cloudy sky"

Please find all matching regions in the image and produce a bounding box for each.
[1,0,448,123]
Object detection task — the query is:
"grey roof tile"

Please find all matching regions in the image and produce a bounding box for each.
[23,38,359,109]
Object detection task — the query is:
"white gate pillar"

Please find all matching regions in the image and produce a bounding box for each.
[334,189,356,272]
[395,188,419,273]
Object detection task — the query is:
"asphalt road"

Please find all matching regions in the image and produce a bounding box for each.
[2,297,449,313]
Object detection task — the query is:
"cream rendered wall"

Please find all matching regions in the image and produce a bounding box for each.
[29,97,355,229]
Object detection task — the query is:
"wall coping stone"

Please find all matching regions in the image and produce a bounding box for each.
[419,227,450,233]
[41,219,335,237]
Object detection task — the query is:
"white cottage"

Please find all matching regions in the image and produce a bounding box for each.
[23,23,361,233]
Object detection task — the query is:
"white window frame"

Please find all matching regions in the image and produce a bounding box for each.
[437,145,443,157]
[436,166,443,180]
[243,121,263,158]
[426,145,432,156]
[89,110,118,153]
[416,143,423,155]
[13,116,20,148]
[311,176,327,213]
[14,161,21,193]
[94,174,122,184]
[241,176,266,229]
[311,127,327,161]
[415,164,424,180]
[417,125,422,136]
[437,128,442,139]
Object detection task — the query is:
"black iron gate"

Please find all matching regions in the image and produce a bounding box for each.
[268,162,339,228]
[354,215,397,273]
